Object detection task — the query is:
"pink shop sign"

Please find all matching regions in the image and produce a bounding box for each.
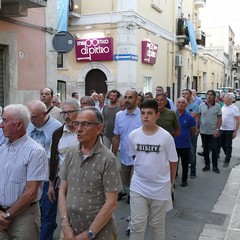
[75,37,113,62]
[142,41,158,64]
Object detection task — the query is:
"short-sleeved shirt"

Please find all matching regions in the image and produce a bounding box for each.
[113,108,142,165]
[186,102,199,115]
[59,137,122,239]
[57,125,79,167]
[102,105,121,138]
[174,111,196,148]
[129,127,178,201]
[28,116,62,157]
[156,108,180,135]
[194,96,203,106]
[199,102,222,134]
[220,104,240,130]
[0,134,48,207]
[48,106,64,124]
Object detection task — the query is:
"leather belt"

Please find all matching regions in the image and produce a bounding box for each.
[0,202,38,212]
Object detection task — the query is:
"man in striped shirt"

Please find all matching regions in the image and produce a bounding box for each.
[0,104,48,240]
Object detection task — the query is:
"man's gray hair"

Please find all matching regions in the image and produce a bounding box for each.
[177,97,187,103]
[225,93,234,101]
[62,99,80,109]
[28,100,47,112]
[4,104,30,129]
[80,106,103,124]
[80,96,95,106]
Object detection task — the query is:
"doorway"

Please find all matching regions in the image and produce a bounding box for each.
[85,69,107,95]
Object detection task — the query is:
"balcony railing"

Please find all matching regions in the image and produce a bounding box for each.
[69,0,81,18]
[0,0,47,17]
[176,18,189,47]
[194,0,206,8]
[196,30,206,48]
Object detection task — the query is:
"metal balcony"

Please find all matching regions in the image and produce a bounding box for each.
[176,18,189,47]
[196,31,206,48]
[194,0,206,8]
[0,0,47,17]
[69,0,81,18]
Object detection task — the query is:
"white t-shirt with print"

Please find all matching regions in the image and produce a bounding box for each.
[129,127,178,201]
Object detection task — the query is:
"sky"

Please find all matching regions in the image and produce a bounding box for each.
[199,0,240,44]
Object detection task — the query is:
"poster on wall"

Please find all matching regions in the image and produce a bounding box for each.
[142,41,158,64]
[75,37,113,61]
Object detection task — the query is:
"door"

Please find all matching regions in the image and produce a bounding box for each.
[85,69,107,95]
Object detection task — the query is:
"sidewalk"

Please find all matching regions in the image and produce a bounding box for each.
[199,133,240,240]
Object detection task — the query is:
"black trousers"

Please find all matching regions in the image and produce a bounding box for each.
[176,148,190,182]
[220,130,234,162]
[201,134,220,167]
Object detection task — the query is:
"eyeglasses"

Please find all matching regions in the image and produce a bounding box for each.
[60,110,79,116]
[30,112,45,120]
[72,121,100,129]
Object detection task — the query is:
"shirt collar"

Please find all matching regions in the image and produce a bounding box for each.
[205,101,216,107]
[6,134,28,149]
[125,107,140,116]
[176,110,186,116]
[78,136,102,159]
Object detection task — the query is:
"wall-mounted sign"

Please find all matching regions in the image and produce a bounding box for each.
[75,37,113,62]
[142,41,158,64]
[114,54,138,61]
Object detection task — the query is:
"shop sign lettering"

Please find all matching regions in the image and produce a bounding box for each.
[75,37,113,61]
[142,41,158,64]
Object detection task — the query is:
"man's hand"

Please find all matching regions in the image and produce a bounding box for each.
[62,224,75,240]
[47,185,56,203]
[74,230,91,240]
[0,211,11,232]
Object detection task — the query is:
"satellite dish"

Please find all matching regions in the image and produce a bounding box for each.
[52,31,74,54]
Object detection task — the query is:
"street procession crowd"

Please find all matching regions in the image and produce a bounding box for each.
[0,86,239,240]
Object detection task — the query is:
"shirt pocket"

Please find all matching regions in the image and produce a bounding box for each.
[10,165,26,183]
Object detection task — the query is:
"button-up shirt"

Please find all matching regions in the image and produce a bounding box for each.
[0,134,48,207]
[113,108,142,165]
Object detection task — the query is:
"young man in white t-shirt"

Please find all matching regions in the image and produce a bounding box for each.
[128,100,178,240]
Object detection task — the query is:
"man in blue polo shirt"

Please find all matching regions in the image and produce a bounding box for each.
[182,89,199,178]
[175,97,196,187]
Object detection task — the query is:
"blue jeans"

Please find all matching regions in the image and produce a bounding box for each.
[200,134,220,168]
[220,130,234,162]
[190,134,198,174]
[40,180,59,240]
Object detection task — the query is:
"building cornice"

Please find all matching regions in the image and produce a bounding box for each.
[69,10,176,42]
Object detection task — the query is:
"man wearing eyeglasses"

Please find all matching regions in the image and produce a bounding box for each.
[58,107,122,240]
[27,100,62,240]
[47,99,80,239]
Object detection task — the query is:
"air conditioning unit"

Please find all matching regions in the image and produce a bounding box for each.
[175,55,183,67]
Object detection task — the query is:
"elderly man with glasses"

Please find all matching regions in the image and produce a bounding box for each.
[47,99,80,239]
[59,107,122,240]
[27,100,62,240]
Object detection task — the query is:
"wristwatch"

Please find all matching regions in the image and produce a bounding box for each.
[87,229,95,239]
[3,211,11,220]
